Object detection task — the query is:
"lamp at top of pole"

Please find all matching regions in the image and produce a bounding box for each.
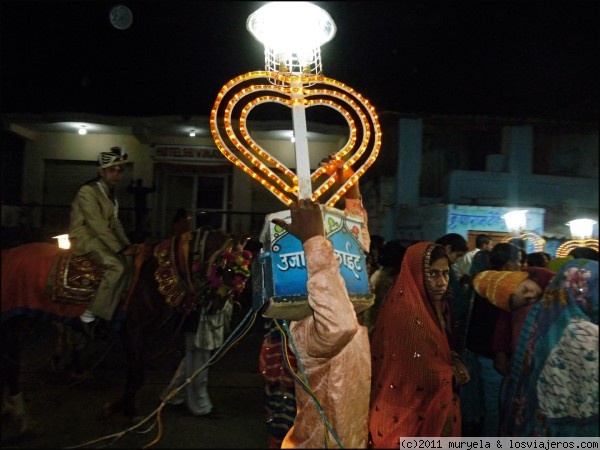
[247,2,337,200]
[502,209,528,234]
[566,218,597,240]
[247,2,336,80]
[209,2,381,207]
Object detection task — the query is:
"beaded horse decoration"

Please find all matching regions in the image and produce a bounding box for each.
[154,228,252,315]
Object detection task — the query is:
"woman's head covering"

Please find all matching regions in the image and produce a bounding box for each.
[370,241,461,441]
[398,242,448,301]
[378,242,450,324]
[499,258,598,437]
[388,242,453,332]
[472,270,529,311]
[542,258,598,324]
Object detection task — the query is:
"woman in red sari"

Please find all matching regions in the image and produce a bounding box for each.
[369,242,469,446]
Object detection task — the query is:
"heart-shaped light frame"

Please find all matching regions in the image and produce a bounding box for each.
[210,71,381,207]
[555,239,599,258]
[503,231,547,253]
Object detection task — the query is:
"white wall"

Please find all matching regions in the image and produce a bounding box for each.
[18,126,348,238]
[22,132,151,204]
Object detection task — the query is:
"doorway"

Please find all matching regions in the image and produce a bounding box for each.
[155,164,231,237]
[466,230,509,251]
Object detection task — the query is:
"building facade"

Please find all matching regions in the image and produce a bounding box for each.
[359,112,598,254]
[2,112,598,255]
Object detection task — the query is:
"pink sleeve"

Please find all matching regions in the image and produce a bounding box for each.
[300,236,358,358]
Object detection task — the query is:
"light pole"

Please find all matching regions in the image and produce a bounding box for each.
[502,209,546,253]
[209,2,382,319]
[246,1,334,200]
[555,218,599,257]
[210,1,381,207]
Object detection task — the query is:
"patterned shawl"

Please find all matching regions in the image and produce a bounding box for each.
[369,242,460,446]
[500,258,599,436]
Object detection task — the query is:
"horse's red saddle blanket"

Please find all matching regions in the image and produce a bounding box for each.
[48,251,105,305]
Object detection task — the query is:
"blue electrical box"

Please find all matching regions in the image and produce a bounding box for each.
[252,205,374,320]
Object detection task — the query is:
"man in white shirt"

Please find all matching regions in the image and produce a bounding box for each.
[453,233,492,284]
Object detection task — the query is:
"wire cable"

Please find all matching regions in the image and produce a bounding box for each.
[275,319,344,448]
[63,304,259,449]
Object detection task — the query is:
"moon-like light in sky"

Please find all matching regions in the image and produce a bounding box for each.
[109,5,133,30]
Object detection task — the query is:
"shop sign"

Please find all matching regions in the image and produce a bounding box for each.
[447,205,544,235]
[153,145,227,162]
[253,206,374,320]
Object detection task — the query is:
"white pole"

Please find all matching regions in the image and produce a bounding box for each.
[290,79,312,200]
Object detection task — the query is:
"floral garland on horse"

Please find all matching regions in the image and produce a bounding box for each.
[154,228,252,316]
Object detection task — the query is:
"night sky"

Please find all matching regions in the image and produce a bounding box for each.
[1,1,598,121]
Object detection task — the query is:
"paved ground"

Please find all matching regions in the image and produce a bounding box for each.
[1,311,271,449]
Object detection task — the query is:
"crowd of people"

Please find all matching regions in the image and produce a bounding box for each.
[253,165,598,446]
[258,226,597,446]
[64,147,598,447]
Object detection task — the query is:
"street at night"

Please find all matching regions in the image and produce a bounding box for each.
[1,313,271,449]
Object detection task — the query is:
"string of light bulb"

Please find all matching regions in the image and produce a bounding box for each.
[210,71,381,207]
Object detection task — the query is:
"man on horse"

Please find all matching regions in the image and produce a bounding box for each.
[68,146,139,337]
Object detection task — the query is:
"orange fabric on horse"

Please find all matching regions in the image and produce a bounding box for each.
[1,243,86,320]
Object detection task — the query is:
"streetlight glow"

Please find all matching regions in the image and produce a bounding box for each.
[566,218,596,240]
[502,209,546,252]
[502,210,528,233]
[213,1,380,320]
[210,1,381,206]
[247,2,336,77]
[53,234,71,249]
[555,218,599,257]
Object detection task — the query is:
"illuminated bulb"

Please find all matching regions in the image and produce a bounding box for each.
[247,3,336,63]
[502,210,528,233]
[189,130,196,137]
[555,239,599,258]
[53,234,71,249]
[78,126,87,135]
[567,219,596,240]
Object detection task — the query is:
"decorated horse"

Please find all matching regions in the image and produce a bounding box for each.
[0,227,252,438]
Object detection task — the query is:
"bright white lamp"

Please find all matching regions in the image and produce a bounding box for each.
[502,210,528,234]
[210,1,381,207]
[246,2,336,199]
[566,219,596,240]
[53,234,71,249]
[502,209,546,252]
[556,219,599,258]
[247,1,336,79]
[211,1,381,321]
